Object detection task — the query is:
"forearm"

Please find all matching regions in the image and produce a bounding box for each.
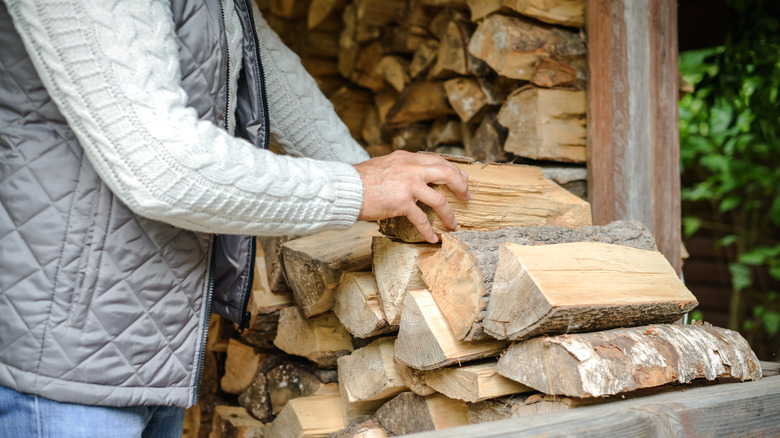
[5,0,364,236]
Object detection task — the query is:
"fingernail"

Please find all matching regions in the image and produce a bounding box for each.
[461,170,469,179]
[466,190,471,201]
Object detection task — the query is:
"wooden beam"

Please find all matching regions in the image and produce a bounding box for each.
[586,0,681,274]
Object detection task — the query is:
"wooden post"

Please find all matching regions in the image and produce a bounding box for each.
[586,0,681,274]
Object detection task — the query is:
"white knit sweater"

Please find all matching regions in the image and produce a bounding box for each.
[5,0,370,236]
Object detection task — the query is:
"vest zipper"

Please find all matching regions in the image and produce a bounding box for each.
[236,237,256,334]
[193,236,218,406]
[243,0,271,150]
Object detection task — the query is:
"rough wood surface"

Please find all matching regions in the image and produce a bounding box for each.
[338,337,407,422]
[273,307,354,368]
[427,119,463,149]
[371,237,438,325]
[498,86,586,163]
[503,0,585,27]
[430,20,488,79]
[394,289,507,370]
[423,360,532,403]
[393,357,436,396]
[409,39,439,79]
[497,324,762,398]
[282,221,379,317]
[384,81,454,127]
[467,112,507,164]
[329,87,374,141]
[443,78,500,124]
[530,57,577,88]
[484,242,698,340]
[377,55,410,92]
[221,339,264,395]
[333,272,396,338]
[308,0,347,30]
[468,14,584,80]
[418,221,657,342]
[374,392,468,435]
[210,406,265,438]
[378,161,592,243]
[258,236,297,295]
[265,394,347,438]
[327,418,389,438]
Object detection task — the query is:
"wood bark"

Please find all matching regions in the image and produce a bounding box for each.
[355,0,402,26]
[378,161,592,243]
[333,272,396,338]
[394,289,507,370]
[259,236,298,295]
[265,394,347,438]
[502,0,586,28]
[377,55,410,92]
[418,221,658,342]
[338,337,408,422]
[484,242,698,340]
[496,324,762,398]
[393,357,437,396]
[426,118,463,148]
[391,123,430,152]
[371,236,438,325]
[530,57,577,88]
[443,77,500,124]
[498,86,586,163]
[210,406,265,438]
[409,40,439,79]
[384,81,454,127]
[328,418,389,438]
[273,307,354,368]
[282,221,379,317]
[351,42,386,92]
[430,20,489,79]
[423,360,532,403]
[467,112,507,164]
[374,392,468,435]
[468,14,584,80]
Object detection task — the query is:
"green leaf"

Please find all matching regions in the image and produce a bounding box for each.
[729,263,752,291]
[682,217,702,238]
[770,266,780,281]
[718,196,742,213]
[763,311,780,336]
[718,234,738,247]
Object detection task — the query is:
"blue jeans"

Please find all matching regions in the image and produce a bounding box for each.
[0,384,185,438]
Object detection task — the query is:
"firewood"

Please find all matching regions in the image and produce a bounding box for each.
[378,162,592,243]
[427,118,463,148]
[391,123,430,152]
[423,360,531,403]
[210,406,265,438]
[221,339,265,395]
[338,338,408,422]
[271,0,309,19]
[394,289,508,370]
[430,21,489,79]
[377,55,410,92]
[393,357,436,396]
[282,221,378,317]
[530,57,577,88]
[333,272,397,338]
[308,0,347,30]
[429,8,466,40]
[338,4,359,79]
[418,221,659,342]
[484,242,698,340]
[374,392,468,435]
[384,81,454,127]
[466,0,506,21]
[496,324,762,398]
[364,144,394,157]
[443,77,500,123]
[258,236,298,295]
[301,56,340,79]
[351,42,386,92]
[329,86,372,140]
[497,86,586,163]
[328,418,389,438]
[301,30,340,59]
[273,307,354,367]
[420,0,469,7]
[206,315,233,354]
[502,0,586,28]
[355,0,402,26]
[266,394,347,438]
[371,237,438,325]
[182,406,200,438]
[267,362,340,415]
[409,40,439,79]
[468,14,585,80]
[374,89,399,125]
[542,166,587,199]
[361,105,385,145]
[466,393,536,424]
[467,112,507,163]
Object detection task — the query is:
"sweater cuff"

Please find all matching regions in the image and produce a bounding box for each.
[328,163,365,227]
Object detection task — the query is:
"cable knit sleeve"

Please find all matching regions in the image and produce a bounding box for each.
[4,0,365,236]
[251,4,370,165]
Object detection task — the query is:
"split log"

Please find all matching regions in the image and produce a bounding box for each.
[206,314,233,354]
[484,242,698,340]
[273,307,354,367]
[329,87,373,141]
[371,237,438,325]
[361,105,385,146]
[378,161,592,243]
[391,123,430,152]
[267,362,340,415]
[466,0,506,21]
[423,361,531,403]
[364,144,394,158]
[377,55,410,92]
[351,42,386,92]
[384,81,454,127]
[497,86,586,163]
[271,0,309,19]
[429,8,466,40]
[338,4,360,79]
[393,357,436,396]
[374,89,399,125]
[210,406,265,438]
[530,57,577,88]
[259,236,298,295]
[468,14,585,80]
[328,418,389,438]
[542,166,587,199]
[418,221,659,342]
[221,339,265,395]
[430,21,489,78]
[265,394,347,438]
[443,77,501,123]
[394,289,507,370]
[502,0,586,28]
[338,337,407,422]
[301,56,340,79]
[374,392,468,435]
[467,112,507,163]
[308,0,347,30]
[496,324,762,398]
[409,40,439,79]
[427,119,463,148]
[282,221,379,317]
[333,272,396,338]
[355,0,402,26]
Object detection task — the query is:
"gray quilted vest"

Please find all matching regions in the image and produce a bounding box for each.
[0,0,268,407]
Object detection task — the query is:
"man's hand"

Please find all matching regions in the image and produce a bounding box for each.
[353,151,470,243]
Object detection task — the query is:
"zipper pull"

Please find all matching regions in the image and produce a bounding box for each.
[236,310,252,335]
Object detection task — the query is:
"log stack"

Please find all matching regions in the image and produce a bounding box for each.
[182,1,764,438]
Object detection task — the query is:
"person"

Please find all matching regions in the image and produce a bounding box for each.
[0,0,469,436]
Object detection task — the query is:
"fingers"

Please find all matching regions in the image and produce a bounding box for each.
[414,185,456,230]
[406,203,439,244]
[420,159,471,202]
